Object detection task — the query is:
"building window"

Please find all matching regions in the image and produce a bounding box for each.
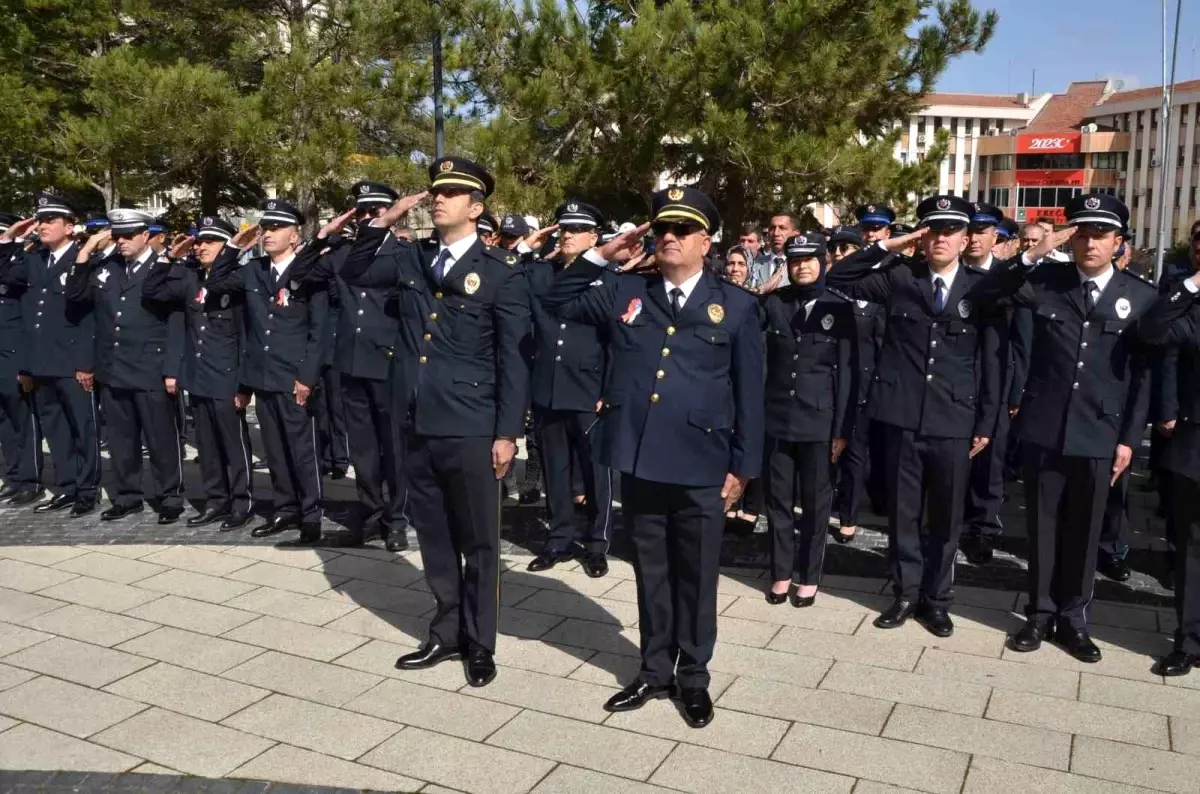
[1177,186,1183,208]
[918,117,926,135]
[988,187,1010,206]
[1180,145,1187,167]
[1135,149,1143,169]
[1152,109,1159,126]
[992,154,1013,171]
[1093,153,1119,169]
[1133,193,1140,208]
[1015,153,1085,169]
[963,154,972,173]
[949,156,957,173]
[1137,111,1144,129]
[1191,186,1197,207]
[933,116,942,129]
[950,118,958,135]
[1125,113,1132,130]
[1148,187,1154,206]
[1120,151,1129,170]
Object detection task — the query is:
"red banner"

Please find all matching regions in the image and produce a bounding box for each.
[1023,207,1067,224]
[1016,170,1085,186]
[1017,133,1082,154]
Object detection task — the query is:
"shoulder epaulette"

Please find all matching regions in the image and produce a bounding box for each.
[1121,268,1155,286]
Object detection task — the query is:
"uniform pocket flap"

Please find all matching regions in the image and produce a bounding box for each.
[1103,320,1127,334]
[687,409,731,431]
[452,370,494,387]
[695,328,729,345]
[1035,304,1062,320]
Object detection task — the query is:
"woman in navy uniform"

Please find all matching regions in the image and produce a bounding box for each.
[546,186,764,729]
[760,233,854,607]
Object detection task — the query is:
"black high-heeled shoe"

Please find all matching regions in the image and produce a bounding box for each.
[833,528,856,545]
[790,587,817,608]
[765,583,790,605]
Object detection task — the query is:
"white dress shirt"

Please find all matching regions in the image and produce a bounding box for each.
[270,252,296,282]
[126,247,154,277]
[929,262,960,300]
[435,233,479,280]
[662,269,705,309]
[49,241,73,268]
[1077,264,1114,299]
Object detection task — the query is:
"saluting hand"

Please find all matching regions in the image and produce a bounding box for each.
[16,374,33,394]
[318,207,356,240]
[597,223,650,263]
[80,229,111,259]
[969,436,990,459]
[231,224,261,251]
[1025,227,1076,264]
[492,438,516,479]
[721,473,748,512]
[376,191,430,229]
[169,235,194,260]
[1,217,37,243]
[880,227,929,253]
[1111,443,1133,486]
[518,223,559,252]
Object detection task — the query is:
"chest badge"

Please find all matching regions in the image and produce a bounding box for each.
[195,287,207,304]
[707,303,725,324]
[59,272,68,286]
[97,269,110,285]
[289,279,300,292]
[221,293,230,309]
[958,299,972,319]
[464,272,481,295]
[1115,297,1131,319]
[856,299,868,309]
[820,313,834,331]
[621,297,643,324]
[0,285,7,296]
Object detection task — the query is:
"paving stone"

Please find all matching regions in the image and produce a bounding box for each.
[605,697,788,757]
[0,588,65,624]
[222,586,359,627]
[1079,673,1200,718]
[345,677,519,740]
[334,638,468,691]
[497,581,540,608]
[539,618,640,657]
[226,561,346,596]
[21,604,158,647]
[652,742,853,793]
[914,648,1079,699]
[320,553,425,588]
[708,643,831,686]
[721,597,865,635]
[52,551,167,585]
[123,595,259,636]
[1071,735,1200,794]
[115,626,265,676]
[223,693,401,760]
[713,616,781,648]
[851,784,925,794]
[222,650,382,707]
[963,756,1160,794]
[800,587,894,615]
[360,727,554,794]
[1170,716,1200,755]
[499,607,567,640]
[0,663,35,693]
[74,544,163,560]
[503,567,623,598]
[0,676,147,737]
[767,625,923,672]
[716,676,893,735]
[532,765,680,793]
[488,710,674,780]
[568,652,736,699]
[854,619,1005,658]
[462,666,615,723]
[222,615,369,662]
[0,723,141,772]
[1087,623,1174,658]
[820,660,990,716]
[882,704,1070,771]
[36,576,162,614]
[104,662,269,722]
[820,574,887,594]
[986,688,1169,748]
[607,578,736,613]
[516,589,640,626]
[132,762,183,775]
[323,607,427,647]
[0,558,78,592]
[3,637,155,687]
[138,546,258,577]
[1086,602,1160,632]
[772,722,968,794]
[999,643,1162,683]
[945,605,1025,635]
[321,578,434,617]
[494,635,590,677]
[0,621,52,657]
[0,545,87,565]
[223,545,343,570]
[92,707,275,778]
[230,743,422,792]
[137,569,260,604]
[714,573,772,599]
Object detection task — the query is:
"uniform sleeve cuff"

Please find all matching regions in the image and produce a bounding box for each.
[582,248,609,267]
[1184,279,1199,294]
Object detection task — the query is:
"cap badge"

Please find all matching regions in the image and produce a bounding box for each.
[567,203,578,213]
[958,299,972,319]
[974,203,982,212]
[1115,297,1131,319]
[707,303,725,324]
[203,216,213,226]
[0,285,7,296]
[667,187,684,201]
[820,313,834,331]
[439,160,454,173]
[936,198,951,210]
[867,205,876,213]
[464,272,481,294]
[1084,196,1101,210]
[37,197,47,207]
[360,184,370,194]
[267,201,277,210]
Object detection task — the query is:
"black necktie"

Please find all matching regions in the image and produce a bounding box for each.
[669,287,684,318]
[932,276,946,314]
[433,249,450,284]
[1083,280,1097,314]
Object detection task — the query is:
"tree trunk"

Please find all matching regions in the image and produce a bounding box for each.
[200,161,219,215]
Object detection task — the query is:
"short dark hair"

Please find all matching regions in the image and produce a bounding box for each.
[738,222,760,240]
[469,190,486,205]
[1189,218,1200,238]
[769,213,800,231]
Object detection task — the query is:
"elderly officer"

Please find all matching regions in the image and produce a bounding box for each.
[525,200,614,577]
[825,195,1001,638]
[143,217,255,530]
[335,157,530,688]
[205,199,329,544]
[974,195,1156,662]
[547,186,764,729]
[68,209,186,524]
[0,195,99,516]
[0,214,43,505]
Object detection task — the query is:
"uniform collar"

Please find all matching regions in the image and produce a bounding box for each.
[929,261,960,293]
[662,268,705,305]
[49,240,73,265]
[437,232,478,271]
[1077,264,1115,295]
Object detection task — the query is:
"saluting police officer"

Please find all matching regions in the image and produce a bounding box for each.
[336,158,530,688]
[68,209,186,524]
[975,195,1156,663]
[825,195,1001,638]
[547,186,764,729]
[0,195,100,516]
[143,216,255,530]
[760,233,854,607]
[205,199,329,544]
[0,214,43,505]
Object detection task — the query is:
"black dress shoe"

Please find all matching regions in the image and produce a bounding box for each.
[873,599,917,629]
[1097,555,1132,582]
[101,502,143,521]
[677,687,714,728]
[0,484,21,501]
[1157,650,1200,677]
[187,507,230,527]
[220,511,252,531]
[385,533,408,553]
[465,647,497,687]
[833,528,856,545]
[7,489,44,506]
[581,552,608,578]
[603,679,672,713]
[1008,619,1052,652]
[961,534,994,565]
[518,488,541,505]
[916,603,954,637]
[527,548,576,572]
[1055,625,1102,663]
[250,515,299,538]
[790,590,816,608]
[329,466,347,480]
[34,493,75,513]
[288,522,322,545]
[157,506,185,525]
[395,643,463,670]
[69,500,97,518]
[765,589,788,605]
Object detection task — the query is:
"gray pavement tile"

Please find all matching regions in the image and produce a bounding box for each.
[222,650,382,707]
[222,693,402,760]
[0,546,87,565]
[345,678,520,740]
[0,663,36,693]
[1080,672,1200,718]
[35,576,163,614]
[882,704,1071,771]
[3,637,155,687]
[221,615,369,662]
[0,587,65,623]
[1071,735,1200,794]
[532,765,680,793]
[334,639,467,691]
[986,688,1169,748]
[766,625,923,672]
[136,569,260,604]
[0,621,53,657]
[322,607,427,647]
[0,723,142,772]
[0,676,147,737]
[21,603,159,647]
[0,558,78,592]
[820,660,991,716]
[115,626,266,675]
[715,676,893,735]
[229,743,422,791]
[320,554,425,589]
[487,710,675,780]
[103,662,270,722]
[604,697,789,757]
[226,561,347,596]
[651,742,854,794]
[222,587,359,627]
[123,594,260,636]
[963,756,1161,794]
[914,648,1079,699]
[360,726,554,794]
[51,551,168,585]
[91,707,275,778]
[460,666,616,723]
[138,546,259,577]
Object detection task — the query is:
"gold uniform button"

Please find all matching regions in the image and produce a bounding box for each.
[435,291,443,299]
[656,370,665,379]
[423,333,432,341]
[419,356,428,364]
[650,393,660,403]
[661,348,670,356]
[666,326,676,335]
[430,312,438,320]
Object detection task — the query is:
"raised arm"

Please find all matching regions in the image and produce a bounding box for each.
[823,241,905,304]
[143,257,191,304]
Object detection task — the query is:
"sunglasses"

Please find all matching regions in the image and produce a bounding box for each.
[926,222,966,234]
[110,232,141,241]
[828,242,858,253]
[651,221,702,238]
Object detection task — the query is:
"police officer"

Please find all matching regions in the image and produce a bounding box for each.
[977,194,1156,663]
[477,210,499,246]
[497,214,530,250]
[206,199,329,543]
[761,233,854,607]
[525,200,614,577]
[826,196,1001,638]
[547,186,764,729]
[68,210,186,523]
[856,204,895,244]
[337,158,530,688]
[0,214,43,505]
[143,217,255,530]
[0,195,99,516]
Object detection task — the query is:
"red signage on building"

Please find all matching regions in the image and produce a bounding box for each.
[1022,207,1068,225]
[1016,133,1082,154]
[1015,169,1085,186]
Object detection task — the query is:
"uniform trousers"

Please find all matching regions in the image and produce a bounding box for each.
[964,409,1009,539]
[533,407,613,554]
[1099,468,1131,562]
[1021,444,1110,630]
[253,390,321,523]
[315,367,349,471]
[33,375,99,503]
[342,374,406,536]
[835,411,871,526]
[408,435,500,653]
[1171,474,1200,655]
[882,425,970,607]
[623,474,724,689]
[0,386,41,492]
[191,395,253,515]
[767,438,832,585]
[102,386,184,509]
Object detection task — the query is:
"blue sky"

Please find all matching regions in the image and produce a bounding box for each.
[936,0,1196,94]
